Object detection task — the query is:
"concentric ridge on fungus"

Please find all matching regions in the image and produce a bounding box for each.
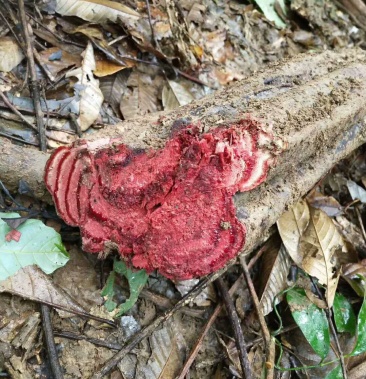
[44,118,281,280]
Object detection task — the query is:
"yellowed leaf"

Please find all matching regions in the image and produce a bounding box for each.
[277,199,310,266]
[167,80,195,107]
[0,37,24,72]
[66,42,104,131]
[301,207,347,306]
[162,85,179,111]
[259,243,292,315]
[56,0,140,24]
[94,58,131,77]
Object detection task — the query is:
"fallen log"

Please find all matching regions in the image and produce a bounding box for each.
[1,48,366,259]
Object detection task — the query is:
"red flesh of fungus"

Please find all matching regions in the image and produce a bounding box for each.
[5,229,21,242]
[44,118,278,280]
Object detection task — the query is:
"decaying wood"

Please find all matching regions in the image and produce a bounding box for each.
[1,49,366,257]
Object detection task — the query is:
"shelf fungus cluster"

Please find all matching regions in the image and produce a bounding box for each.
[45,118,282,280]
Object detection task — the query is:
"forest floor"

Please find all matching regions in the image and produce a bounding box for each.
[1,0,366,378]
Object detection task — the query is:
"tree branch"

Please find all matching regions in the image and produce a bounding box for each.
[1,49,366,258]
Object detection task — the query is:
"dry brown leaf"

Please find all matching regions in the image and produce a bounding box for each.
[11,313,40,350]
[55,0,140,24]
[278,201,351,306]
[301,207,347,306]
[175,279,215,307]
[277,199,310,266]
[347,179,366,203]
[0,265,86,316]
[99,70,129,116]
[306,189,342,217]
[342,261,366,297]
[162,80,195,111]
[335,215,366,257]
[0,37,24,73]
[46,130,77,146]
[120,71,161,119]
[186,3,206,24]
[5,355,33,379]
[53,247,103,311]
[38,47,80,77]
[94,58,129,77]
[135,319,186,379]
[217,337,242,377]
[258,243,292,315]
[162,85,180,111]
[66,42,104,131]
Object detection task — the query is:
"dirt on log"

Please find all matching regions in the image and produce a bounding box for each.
[1,48,366,255]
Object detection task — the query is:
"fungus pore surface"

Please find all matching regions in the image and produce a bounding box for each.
[45,118,279,280]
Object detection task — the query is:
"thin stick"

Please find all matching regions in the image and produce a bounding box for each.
[0,131,38,146]
[41,304,64,379]
[310,277,348,379]
[356,206,366,242]
[247,244,268,269]
[54,331,122,351]
[215,277,252,379]
[240,257,275,379]
[18,0,47,151]
[33,48,55,82]
[177,250,264,378]
[177,276,243,379]
[26,12,84,48]
[38,300,117,328]
[0,89,37,131]
[91,270,224,379]
[145,0,158,48]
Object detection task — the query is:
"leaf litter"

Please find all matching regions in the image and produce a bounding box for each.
[1,0,366,378]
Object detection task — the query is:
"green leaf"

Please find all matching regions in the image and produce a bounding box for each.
[0,212,69,280]
[101,271,118,312]
[333,293,356,335]
[287,288,330,359]
[102,258,148,316]
[324,365,343,379]
[351,290,366,356]
[254,0,286,28]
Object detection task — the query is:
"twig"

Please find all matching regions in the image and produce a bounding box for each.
[41,304,64,379]
[26,12,84,48]
[215,277,252,379]
[18,0,47,151]
[355,206,366,242]
[176,250,269,378]
[0,6,22,48]
[140,289,205,318]
[248,243,268,269]
[310,277,348,379]
[0,131,38,146]
[177,302,222,379]
[145,0,158,48]
[91,270,225,379]
[0,89,37,131]
[33,48,55,82]
[53,331,122,351]
[0,179,30,210]
[69,113,82,137]
[177,275,244,379]
[240,257,275,379]
[38,301,117,328]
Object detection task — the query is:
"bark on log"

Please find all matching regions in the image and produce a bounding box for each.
[1,49,366,255]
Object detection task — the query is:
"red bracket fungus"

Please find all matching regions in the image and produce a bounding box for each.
[44,117,281,280]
